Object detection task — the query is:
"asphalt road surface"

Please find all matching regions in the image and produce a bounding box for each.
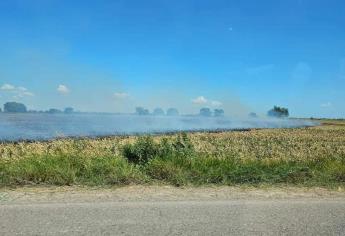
[1,187,345,235]
[2,200,345,235]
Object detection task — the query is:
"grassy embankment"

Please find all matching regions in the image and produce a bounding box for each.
[0,119,344,187]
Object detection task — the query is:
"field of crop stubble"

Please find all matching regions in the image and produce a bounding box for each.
[0,119,344,187]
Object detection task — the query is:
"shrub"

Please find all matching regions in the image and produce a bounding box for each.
[122,133,195,165]
[171,133,195,157]
[122,136,160,164]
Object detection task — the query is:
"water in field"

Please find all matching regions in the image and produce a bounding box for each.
[0,113,316,141]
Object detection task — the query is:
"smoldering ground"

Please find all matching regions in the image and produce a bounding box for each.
[0,113,317,141]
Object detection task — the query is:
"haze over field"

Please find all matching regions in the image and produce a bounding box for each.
[0,0,344,118]
[0,113,316,141]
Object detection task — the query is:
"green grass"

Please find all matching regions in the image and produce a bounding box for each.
[0,154,146,186]
[146,154,345,187]
[1,133,344,187]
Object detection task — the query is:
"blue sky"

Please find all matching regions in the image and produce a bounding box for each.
[0,0,344,117]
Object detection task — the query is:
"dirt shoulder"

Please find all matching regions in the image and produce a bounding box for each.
[1,185,345,204]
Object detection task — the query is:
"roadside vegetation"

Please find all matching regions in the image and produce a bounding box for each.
[0,120,344,187]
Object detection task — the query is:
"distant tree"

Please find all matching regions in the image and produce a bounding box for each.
[136,107,149,115]
[0,108,2,112]
[4,102,27,113]
[267,106,289,118]
[27,110,38,113]
[64,107,74,114]
[166,108,179,116]
[199,108,212,117]
[153,107,165,116]
[47,108,62,114]
[214,109,224,117]
[248,112,258,118]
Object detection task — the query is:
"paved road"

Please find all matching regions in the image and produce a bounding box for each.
[1,199,345,236]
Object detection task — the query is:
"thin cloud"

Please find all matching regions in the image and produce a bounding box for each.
[320,102,332,108]
[22,91,34,96]
[0,83,15,91]
[211,100,222,107]
[192,96,208,105]
[114,92,129,99]
[17,86,28,92]
[0,83,34,98]
[192,96,223,107]
[57,85,70,94]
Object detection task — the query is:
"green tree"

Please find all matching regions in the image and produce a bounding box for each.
[47,108,62,114]
[200,108,212,117]
[4,102,27,113]
[136,107,149,115]
[153,108,165,116]
[214,109,224,117]
[64,107,74,114]
[267,106,289,118]
[166,108,179,116]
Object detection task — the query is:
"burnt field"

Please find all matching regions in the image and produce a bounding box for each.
[0,113,316,141]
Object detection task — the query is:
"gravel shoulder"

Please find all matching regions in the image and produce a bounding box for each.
[1,185,345,204]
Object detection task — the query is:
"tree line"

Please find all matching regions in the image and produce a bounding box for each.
[1,102,74,114]
[136,106,289,118]
[135,107,225,117]
[1,102,289,118]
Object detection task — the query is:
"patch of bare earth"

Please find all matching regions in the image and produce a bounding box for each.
[1,185,345,204]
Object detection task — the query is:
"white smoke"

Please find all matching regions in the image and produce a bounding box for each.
[0,113,317,141]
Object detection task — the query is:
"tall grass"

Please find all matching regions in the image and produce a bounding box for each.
[146,155,345,186]
[0,154,146,186]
